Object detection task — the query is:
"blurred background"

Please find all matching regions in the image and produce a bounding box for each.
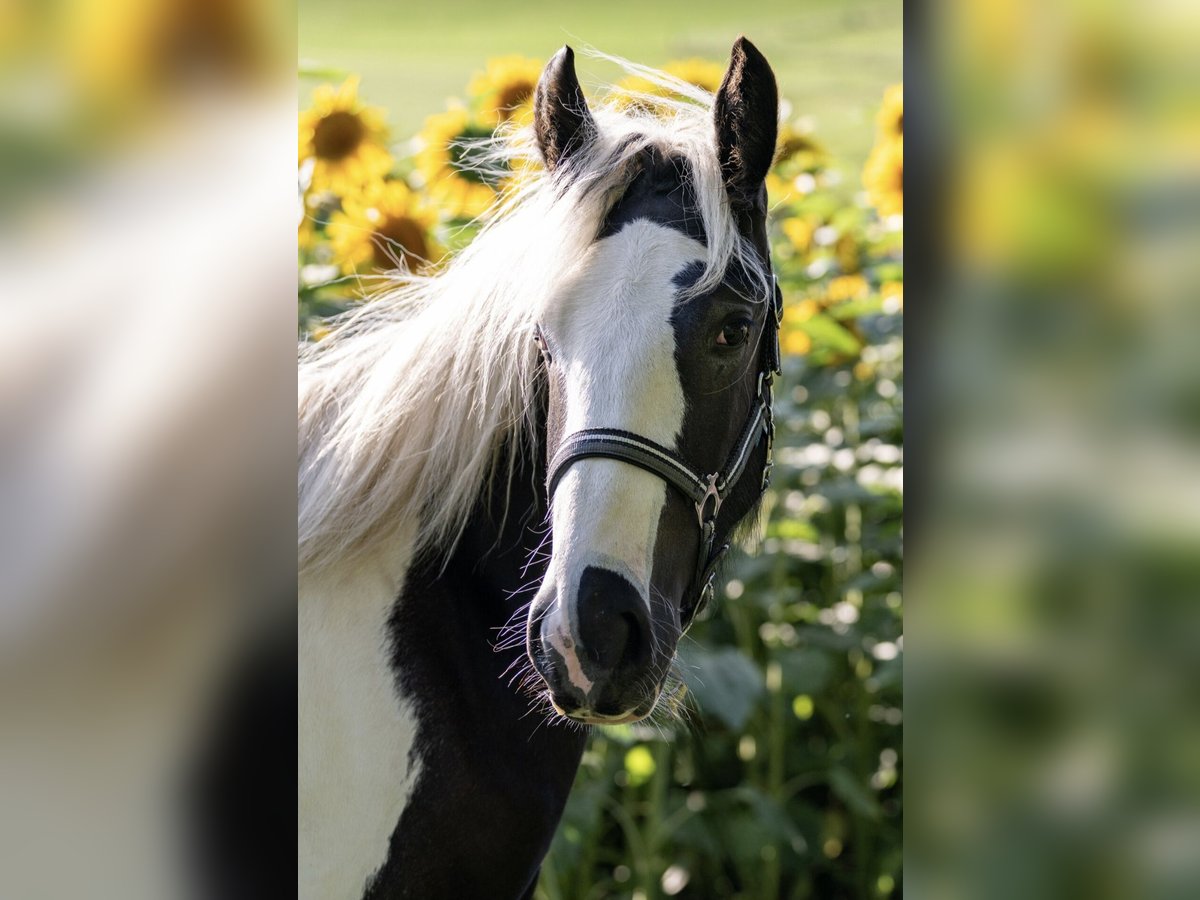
[909,2,1200,898]
[1,1,296,898]
[298,2,903,898]
[2,0,1198,897]
[298,0,900,167]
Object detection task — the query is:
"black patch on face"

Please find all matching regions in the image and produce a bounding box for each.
[598,145,706,245]
[646,214,773,626]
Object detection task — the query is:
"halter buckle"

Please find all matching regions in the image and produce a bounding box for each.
[697,472,722,526]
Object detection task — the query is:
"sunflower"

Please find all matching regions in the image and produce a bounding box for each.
[774,123,825,169]
[614,58,726,112]
[468,55,543,127]
[767,125,825,202]
[781,217,815,255]
[663,58,725,93]
[781,298,818,356]
[299,77,393,196]
[863,137,903,218]
[876,83,903,142]
[414,106,501,220]
[824,274,869,303]
[327,180,441,274]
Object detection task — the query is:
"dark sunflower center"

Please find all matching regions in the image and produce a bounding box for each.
[495,82,534,120]
[373,215,429,270]
[782,135,817,158]
[313,110,366,162]
[448,124,502,185]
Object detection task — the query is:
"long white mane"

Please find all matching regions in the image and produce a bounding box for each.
[298,55,770,577]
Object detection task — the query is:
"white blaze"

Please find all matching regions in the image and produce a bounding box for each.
[536,222,706,694]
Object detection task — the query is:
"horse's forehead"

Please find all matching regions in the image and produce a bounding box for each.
[548,222,706,339]
[598,146,706,245]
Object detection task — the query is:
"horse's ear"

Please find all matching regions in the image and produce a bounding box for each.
[534,45,596,173]
[713,37,778,210]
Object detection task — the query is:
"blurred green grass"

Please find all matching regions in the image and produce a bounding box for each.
[298,0,902,168]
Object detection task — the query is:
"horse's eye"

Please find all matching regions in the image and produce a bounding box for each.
[716,321,751,348]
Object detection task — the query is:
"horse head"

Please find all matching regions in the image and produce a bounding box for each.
[526,39,780,724]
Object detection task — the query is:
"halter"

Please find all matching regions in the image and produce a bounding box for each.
[538,274,783,631]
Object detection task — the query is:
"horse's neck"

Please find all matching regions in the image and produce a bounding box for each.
[353,385,587,899]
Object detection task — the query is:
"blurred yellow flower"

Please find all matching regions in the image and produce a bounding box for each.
[876,83,903,142]
[496,153,543,198]
[766,172,793,203]
[299,77,393,196]
[863,137,903,217]
[327,180,441,274]
[663,58,725,93]
[826,274,870,303]
[468,55,543,127]
[298,211,316,252]
[615,58,725,112]
[782,218,815,255]
[835,234,862,274]
[774,123,825,169]
[781,297,817,355]
[790,298,819,322]
[881,280,904,311]
[783,330,813,356]
[414,107,499,220]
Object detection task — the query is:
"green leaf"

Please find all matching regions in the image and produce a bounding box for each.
[798,313,862,356]
[829,766,883,820]
[779,648,834,694]
[730,786,803,843]
[679,646,765,731]
[828,295,885,320]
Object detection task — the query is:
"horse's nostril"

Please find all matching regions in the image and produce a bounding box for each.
[619,610,645,668]
[575,566,650,675]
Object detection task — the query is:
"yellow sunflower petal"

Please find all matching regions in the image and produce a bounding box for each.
[876,83,903,142]
[300,76,393,197]
[863,137,903,218]
[662,58,725,93]
[328,179,442,275]
[414,106,503,219]
[468,55,543,126]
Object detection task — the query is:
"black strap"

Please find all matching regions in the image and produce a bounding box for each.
[540,273,781,630]
[547,429,708,507]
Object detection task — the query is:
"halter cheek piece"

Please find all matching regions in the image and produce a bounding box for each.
[538,275,783,632]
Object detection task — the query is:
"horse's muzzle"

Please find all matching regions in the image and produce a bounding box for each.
[527,566,667,721]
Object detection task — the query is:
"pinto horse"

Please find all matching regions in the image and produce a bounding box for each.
[299,38,780,899]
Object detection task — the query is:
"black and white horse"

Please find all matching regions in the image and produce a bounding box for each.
[299,38,780,899]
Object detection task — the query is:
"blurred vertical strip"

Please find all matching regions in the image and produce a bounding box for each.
[0,1,296,898]
[911,0,1200,897]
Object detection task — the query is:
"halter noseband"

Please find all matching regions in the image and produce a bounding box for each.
[538,274,783,632]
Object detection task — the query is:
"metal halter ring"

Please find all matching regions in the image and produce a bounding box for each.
[696,472,723,526]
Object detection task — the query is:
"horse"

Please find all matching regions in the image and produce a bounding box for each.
[298,38,781,899]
